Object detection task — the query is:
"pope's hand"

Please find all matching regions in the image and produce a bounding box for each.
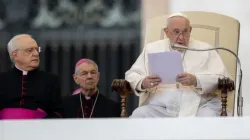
[176,73,197,86]
[141,76,161,89]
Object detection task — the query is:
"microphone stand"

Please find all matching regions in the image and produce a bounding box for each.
[172,44,243,116]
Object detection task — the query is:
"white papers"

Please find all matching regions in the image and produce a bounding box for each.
[148,51,184,84]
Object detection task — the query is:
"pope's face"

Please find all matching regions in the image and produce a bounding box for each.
[164,16,192,47]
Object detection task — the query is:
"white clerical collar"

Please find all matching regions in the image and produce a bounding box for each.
[82,90,99,100]
[15,65,28,75]
[85,96,91,100]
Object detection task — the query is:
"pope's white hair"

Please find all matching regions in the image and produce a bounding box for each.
[7,34,33,62]
[166,12,189,28]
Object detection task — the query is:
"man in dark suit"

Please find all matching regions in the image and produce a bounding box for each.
[0,34,62,119]
[63,58,120,118]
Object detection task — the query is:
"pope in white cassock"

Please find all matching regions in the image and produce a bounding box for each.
[125,13,231,117]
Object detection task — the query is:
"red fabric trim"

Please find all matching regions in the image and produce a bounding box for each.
[20,75,27,107]
[0,108,47,119]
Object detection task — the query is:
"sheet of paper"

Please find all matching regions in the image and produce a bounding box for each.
[148,51,184,84]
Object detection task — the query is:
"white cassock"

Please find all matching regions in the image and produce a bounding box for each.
[125,38,232,117]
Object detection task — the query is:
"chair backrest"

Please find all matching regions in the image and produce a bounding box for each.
[144,11,240,112]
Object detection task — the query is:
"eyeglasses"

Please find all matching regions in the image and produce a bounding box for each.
[16,47,41,55]
[76,71,98,78]
[169,29,191,37]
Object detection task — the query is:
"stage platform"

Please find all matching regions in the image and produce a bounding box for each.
[1,117,249,140]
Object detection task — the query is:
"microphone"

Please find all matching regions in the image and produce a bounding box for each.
[172,44,243,117]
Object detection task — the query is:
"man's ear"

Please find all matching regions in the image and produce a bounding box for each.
[164,28,170,38]
[97,72,100,82]
[73,74,79,84]
[12,51,17,59]
[189,26,192,33]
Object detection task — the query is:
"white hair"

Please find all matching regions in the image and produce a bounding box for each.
[166,12,189,28]
[7,34,33,62]
[75,60,99,74]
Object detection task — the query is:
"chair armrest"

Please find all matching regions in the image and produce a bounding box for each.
[111,79,132,117]
[218,77,235,116]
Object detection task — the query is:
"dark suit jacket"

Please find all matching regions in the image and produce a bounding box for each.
[0,67,63,118]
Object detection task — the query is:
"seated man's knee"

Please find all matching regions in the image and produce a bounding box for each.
[196,107,220,117]
[130,106,151,118]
